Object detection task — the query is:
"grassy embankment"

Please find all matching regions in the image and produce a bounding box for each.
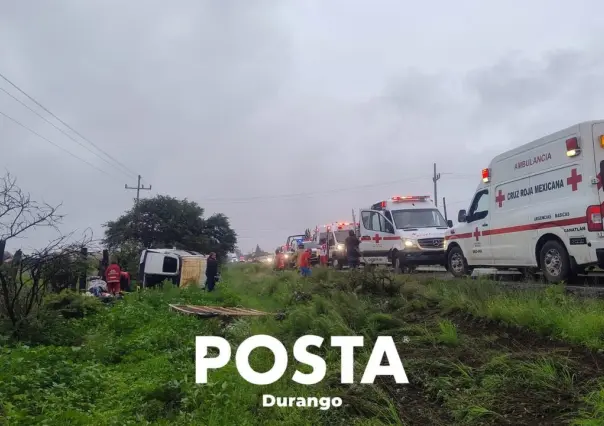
[2,265,604,425]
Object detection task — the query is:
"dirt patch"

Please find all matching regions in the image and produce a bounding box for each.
[379,376,453,426]
[374,303,604,425]
[448,311,604,375]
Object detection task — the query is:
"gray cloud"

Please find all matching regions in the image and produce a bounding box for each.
[2,1,604,253]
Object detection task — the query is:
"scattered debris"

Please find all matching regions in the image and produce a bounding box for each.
[169,304,269,318]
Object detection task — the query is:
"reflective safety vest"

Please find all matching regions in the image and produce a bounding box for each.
[105,264,121,284]
[319,244,327,256]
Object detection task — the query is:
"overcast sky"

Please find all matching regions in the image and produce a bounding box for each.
[1,0,604,253]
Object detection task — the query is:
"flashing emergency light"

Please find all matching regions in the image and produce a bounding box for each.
[481,168,490,183]
[380,201,387,208]
[391,195,431,202]
[600,135,604,149]
[566,137,580,157]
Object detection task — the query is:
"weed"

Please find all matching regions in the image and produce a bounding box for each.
[1,265,604,425]
[437,320,459,346]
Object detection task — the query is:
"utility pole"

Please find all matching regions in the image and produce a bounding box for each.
[432,163,441,207]
[125,175,152,205]
[443,197,448,221]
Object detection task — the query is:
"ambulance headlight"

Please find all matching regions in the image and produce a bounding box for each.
[403,239,416,248]
[284,254,289,259]
[337,243,344,251]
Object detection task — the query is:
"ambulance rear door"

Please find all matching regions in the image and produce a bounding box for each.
[359,209,396,265]
[591,122,604,207]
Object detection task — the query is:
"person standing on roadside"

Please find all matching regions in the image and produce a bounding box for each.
[298,246,312,277]
[345,230,361,269]
[105,258,122,294]
[319,237,328,266]
[205,252,218,292]
[275,248,286,270]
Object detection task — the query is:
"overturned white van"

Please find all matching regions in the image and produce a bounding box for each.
[138,248,207,288]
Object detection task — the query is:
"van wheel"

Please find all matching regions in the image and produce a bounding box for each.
[448,246,470,277]
[540,240,571,283]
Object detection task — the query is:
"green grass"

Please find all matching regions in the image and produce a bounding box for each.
[421,278,604,349]
[2,265,604,424]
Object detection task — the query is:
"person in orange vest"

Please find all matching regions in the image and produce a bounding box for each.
[274,248,286,270]
[105,258,122,294]
[298,246,312,277]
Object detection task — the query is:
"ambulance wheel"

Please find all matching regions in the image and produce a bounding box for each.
[448,246,470,277]
[332,258,343,270]
[539,240,571,284]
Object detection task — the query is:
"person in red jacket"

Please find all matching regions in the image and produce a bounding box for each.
[298,248,312,277]
[105,259,122,294]
[274,248,286,271]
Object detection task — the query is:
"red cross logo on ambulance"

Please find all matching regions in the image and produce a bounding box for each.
[495,190,505,208]
[373,234,382,243]
[567,168,582,191]
[473,227,480,241]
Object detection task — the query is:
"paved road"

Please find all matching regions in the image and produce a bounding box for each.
[351,265,604,297]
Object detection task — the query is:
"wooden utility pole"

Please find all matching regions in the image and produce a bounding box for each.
[432,163,441,207]
[78,246,88,292]
[125,175,152,205]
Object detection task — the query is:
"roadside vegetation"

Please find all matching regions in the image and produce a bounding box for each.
[2,264,604,425]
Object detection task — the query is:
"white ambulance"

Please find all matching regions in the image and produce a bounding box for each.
[444,120,604,283]
[357,195,450,271]
[313,222,358,269]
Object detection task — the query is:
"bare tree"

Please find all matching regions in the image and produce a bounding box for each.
[0,172,71,334]
[0,172,63,260]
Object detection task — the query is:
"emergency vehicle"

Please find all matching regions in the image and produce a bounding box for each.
[444,120,604,283]
[283,235,319,268]
[313,222,358,269]
[138,248,207,288]
[357,195,449,271]
[285,234,307,251]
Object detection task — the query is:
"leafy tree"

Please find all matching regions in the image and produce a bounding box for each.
[103,195,237,260]
[254,245,263,255]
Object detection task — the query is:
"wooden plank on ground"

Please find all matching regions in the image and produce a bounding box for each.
[169,304,269,318]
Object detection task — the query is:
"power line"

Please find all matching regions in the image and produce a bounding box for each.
[200,173,477,204]
[0,71,137,178]
[0,109,119,181]
[0,87,137,180]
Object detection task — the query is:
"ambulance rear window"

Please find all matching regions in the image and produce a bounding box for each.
[333,231,349,242]
[391,209,447,229]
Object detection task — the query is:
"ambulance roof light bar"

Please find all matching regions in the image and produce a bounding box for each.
[482,168,491,183]
[391,195,431,202]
